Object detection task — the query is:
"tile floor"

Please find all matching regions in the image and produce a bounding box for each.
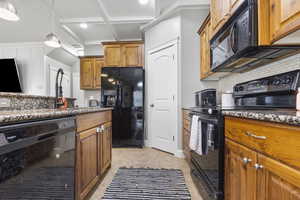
[89,147,203,200]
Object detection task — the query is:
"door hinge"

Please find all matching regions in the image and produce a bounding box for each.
[173,136,175,141]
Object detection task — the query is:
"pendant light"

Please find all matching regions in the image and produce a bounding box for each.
[0,0,20,21]
[44,0,61,48]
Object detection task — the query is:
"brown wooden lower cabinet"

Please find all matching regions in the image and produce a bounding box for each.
[76,111,112,200]
[225,138,300,200]
[182,109,191,162]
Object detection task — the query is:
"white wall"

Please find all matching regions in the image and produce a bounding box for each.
[218,54,300,92]
[181,10,218,108]
[84,45,104,56]
[0,43,47,95]
[44,56,72,98]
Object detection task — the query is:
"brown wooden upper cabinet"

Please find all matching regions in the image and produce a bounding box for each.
[269,0,300,43]
[198,15,212,80]
[102,41,144,67]
[210,0,230,37]
[80,57,104,90]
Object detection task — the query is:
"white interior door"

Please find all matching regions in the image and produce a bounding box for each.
[148,43,178,154]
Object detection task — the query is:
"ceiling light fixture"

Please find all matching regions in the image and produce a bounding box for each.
[80,23,88,29]
[108,78,114,82]
[101,73,108,77]
[0,0,20,21]
[139,0,149,5]
[44,0,61,48]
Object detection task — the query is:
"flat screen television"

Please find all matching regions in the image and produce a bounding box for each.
[0,58,22,93]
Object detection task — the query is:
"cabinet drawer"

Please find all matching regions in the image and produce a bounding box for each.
[225,117,300,170]
[77,111,112,133]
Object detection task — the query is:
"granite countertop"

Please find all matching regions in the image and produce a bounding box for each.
[0,107,113,124]
[222,109,300,126]
[0,92,77,100]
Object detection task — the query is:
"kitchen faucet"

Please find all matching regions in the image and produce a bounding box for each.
[55,68,64,108]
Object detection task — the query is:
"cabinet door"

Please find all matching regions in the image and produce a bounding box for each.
[122,44,143,67]
[101,122,112,174]
[230,0,245,14]
[104,45,122,66]
[225,139,257,200]
[200,19,212,80]
[257,154,300,200]
[94,58,104,89]
[80,58,94,89]
[211,0,230,36]
[270,0,300,43]
[76,128,99,200]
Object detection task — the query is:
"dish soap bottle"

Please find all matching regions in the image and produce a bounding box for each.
[297,88,300,111]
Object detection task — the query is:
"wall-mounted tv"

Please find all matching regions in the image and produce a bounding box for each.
[0,59,22,93]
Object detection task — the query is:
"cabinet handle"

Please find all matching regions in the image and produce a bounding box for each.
[96,127,101,133]
[254,163,264,170]
[242,157,252,164]
[245,131,267,140]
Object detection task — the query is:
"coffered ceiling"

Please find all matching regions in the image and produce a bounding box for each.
[0,0,209,56]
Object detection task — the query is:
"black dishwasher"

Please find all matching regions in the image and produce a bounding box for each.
[0,117,76,200]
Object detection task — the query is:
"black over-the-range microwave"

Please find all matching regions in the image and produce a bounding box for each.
[210,0,300,73]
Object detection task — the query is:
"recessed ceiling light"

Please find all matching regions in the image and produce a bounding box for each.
[139,0,149,5]
[80,23,88,29]
[0,0,20,21]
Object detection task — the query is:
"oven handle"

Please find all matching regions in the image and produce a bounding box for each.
[230,22,238,53]
[189,113,218,125]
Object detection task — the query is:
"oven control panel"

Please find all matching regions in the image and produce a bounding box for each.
[233,70,300,96]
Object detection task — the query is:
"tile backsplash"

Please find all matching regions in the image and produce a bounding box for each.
[218,54,300,92]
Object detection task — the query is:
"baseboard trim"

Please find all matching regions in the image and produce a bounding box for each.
[174,149,185,158]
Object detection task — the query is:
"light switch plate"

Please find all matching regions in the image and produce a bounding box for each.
[0,98,11,108]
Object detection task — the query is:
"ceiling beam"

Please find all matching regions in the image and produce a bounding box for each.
[61,25,84,47]
[85,38,143,45]
[95,0,119,41]
[60,16,153,25]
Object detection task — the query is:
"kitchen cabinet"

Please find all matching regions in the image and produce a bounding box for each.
[76,111,112,200]
[229,0,245,15]
[225,139,257,200]
[80,57,104,90]
[182,109,191,162]
[104,44,122,67]
[224,117,300,200]
[269,0,300,43]
[198,15,213,80]
[103,41,144,67]
[76,128,99,200]
[210,0,230,37]
[122,43,143,67]
[100,122,112,174]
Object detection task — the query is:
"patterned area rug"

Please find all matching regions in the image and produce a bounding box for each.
[102,168,191,200]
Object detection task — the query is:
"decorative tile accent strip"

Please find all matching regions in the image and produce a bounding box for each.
[0,92,76,110]
[222,110,300,126]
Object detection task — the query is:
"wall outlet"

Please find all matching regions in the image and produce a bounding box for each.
[0,98,11,108]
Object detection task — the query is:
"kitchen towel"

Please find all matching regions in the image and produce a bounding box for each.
[189,115,199,151]
[196,122,208,156]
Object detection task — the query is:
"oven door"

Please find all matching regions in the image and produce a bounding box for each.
[190,113,224,200]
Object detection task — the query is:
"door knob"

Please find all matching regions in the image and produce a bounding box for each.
[150,104,154,108]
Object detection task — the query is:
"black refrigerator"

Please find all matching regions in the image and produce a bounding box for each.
[101,67,144,148]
